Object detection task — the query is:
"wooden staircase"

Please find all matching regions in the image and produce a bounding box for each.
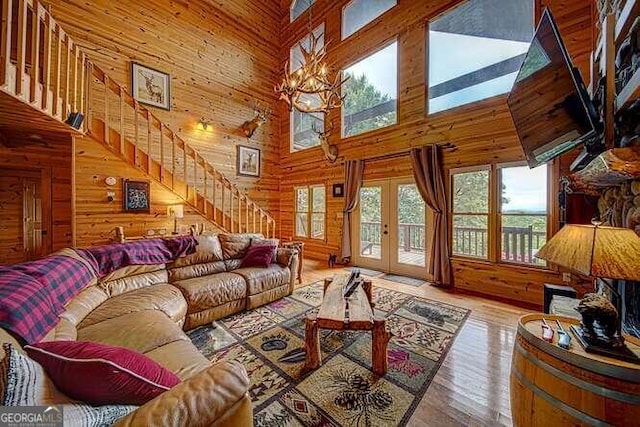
[0,0,276,237]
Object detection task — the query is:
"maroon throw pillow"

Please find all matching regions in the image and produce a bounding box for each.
[25,341,180,405]
[241,244,277,268]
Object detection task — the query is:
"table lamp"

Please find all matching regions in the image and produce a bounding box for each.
[167,205,184,235]
[535,224,640,362]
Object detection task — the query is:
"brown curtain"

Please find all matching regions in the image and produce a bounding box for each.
[410,146,451,287]
[341,160,365,260]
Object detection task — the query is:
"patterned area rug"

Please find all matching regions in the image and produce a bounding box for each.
[380,274,427,288]
[345,267,384,277]
[187,282,470,426]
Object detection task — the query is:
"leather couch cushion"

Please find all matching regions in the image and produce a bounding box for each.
[100,269,169,297]
[172,273,246,313]
[170,234,224,268]
[77,311,187,354]
[224,259,243,271]
[144,340,210,380]
[218,234,261,259]
[59,285,108,326]
[100,264,166,284]
[168,261,227,282]
[40,318,77,342]
[79,284,187,328]
[233,264,291,295]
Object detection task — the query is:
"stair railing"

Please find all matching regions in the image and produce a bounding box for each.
[0,0,276,237]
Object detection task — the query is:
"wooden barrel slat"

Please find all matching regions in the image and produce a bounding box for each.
[510,314,640,427]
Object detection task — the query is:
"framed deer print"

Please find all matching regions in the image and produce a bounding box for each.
[237,145,260,177]
[131,62,171,111]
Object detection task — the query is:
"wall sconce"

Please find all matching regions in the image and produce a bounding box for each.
[197,118,211,132]
[167,205,184,235]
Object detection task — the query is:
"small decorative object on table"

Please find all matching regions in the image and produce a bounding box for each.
[122,179,150,213]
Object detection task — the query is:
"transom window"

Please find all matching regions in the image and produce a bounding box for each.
[290,25,325,152]
[295,185,326,239]
[342,0,397,40]
[290,0,315,22]
[450,163,549,267]
[428,0,534,114]
[342,41,398,138]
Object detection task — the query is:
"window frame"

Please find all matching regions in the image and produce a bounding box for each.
[294,184,326,240]
[290,0,315,23]
[340,38,400,139]
[341,0,398,41]
[449,161,553,269]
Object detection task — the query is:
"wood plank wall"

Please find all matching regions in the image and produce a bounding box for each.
[42,0,283,224]
[276,0,594,307]
[0,132,73,264]
[74,135,223,247]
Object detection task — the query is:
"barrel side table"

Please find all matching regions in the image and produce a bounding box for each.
[510,314,640,426]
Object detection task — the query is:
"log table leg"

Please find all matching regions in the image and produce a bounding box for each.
[323,277,332,295]
[304,314,321,370]
[363,279,374,310]
[372,318,392,376]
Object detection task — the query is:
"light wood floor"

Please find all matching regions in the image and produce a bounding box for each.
[300,260,532,427]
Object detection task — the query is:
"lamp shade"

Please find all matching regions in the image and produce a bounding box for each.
[167,205,184,219]
[535,224,640,280]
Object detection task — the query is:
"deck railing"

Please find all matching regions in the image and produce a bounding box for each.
[0,0,275,237]
[360,221,546,264]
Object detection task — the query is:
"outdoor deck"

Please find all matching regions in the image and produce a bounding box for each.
[360,244,426,267]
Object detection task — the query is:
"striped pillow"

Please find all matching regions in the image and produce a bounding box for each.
[1,343,136,426]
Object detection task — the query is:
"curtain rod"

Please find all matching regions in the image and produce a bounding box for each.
[362,142,455,163]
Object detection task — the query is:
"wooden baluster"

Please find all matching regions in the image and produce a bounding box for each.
[86,62,93,132]
[245,198,249,234]
[182,145,188,199]
[41,11,51,111]
[79,52,85,121]
[237,192,241,233]
[159,125,165,182]
[221,183,226,230]
[203,165,207,216]
[212,169,217,223]
[119,87,124,152]
[193,154,198,202]
[29,0,41,103]
[52,24,61,117]
[15,0,27,97]
[171,134,176,189]
[103,75,110,144]
[70,43,78,112]
[253,204,256,232]
[259,210,263,235]
[62,34,71,116]
[133,101,139,166]
[229,186,234,232]
[0,0,13,88]
[144,110,151,169]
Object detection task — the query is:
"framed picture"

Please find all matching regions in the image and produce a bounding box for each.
[332,183,344,197]
[237,145,260,177]
[131,62,171,111]
[123,179,150,213]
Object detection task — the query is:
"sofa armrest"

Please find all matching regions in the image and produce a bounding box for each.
[115,360,250,427]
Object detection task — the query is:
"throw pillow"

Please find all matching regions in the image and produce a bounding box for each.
[241,244,277,268]
[251,238,280,263]
[25,341,180,405]
[1,343,136,426]
[218,234,255,259]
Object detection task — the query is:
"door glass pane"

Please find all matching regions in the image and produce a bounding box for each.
[296,213,308,237]
[452,215,489,258]
[359,186,382,259]
[397,184,425,267]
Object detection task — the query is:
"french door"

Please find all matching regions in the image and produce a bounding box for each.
[353,177,429,278]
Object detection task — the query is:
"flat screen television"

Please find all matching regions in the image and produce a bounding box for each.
[508,8,603,169]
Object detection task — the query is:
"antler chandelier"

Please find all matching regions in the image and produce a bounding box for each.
[275,30,349,114]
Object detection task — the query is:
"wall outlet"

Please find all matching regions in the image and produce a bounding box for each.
[562,273,571,283]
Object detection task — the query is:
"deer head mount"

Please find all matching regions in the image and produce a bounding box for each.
[312,120,338,163]
[241,101,271,138]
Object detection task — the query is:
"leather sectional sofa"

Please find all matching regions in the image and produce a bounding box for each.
[0,233,300,425]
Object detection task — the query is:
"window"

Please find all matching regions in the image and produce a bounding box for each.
[428,0,534,114]
[499,164,547,266]
[450,163,549,267]
[290,25,325,152]
[290,0,315,22]
[451,168,490,259]
[342,42,397,138]
[295,185,326,239]
[342,0,397,39]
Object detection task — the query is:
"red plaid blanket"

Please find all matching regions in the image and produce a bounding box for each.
[77,236,198,277]
[0,255,96,344]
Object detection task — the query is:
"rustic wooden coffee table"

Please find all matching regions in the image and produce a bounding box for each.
[304,274,392,375]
